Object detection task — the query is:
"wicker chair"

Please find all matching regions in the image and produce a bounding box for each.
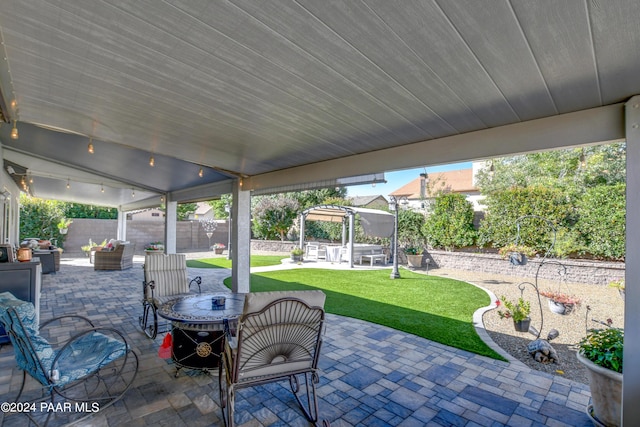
[219,290,328,427]
[0,292,138,426]
[139,253,201,339]
[94,242,135,270]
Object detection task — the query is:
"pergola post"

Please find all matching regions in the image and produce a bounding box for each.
[348,212,354,268]
[298,213,305,250]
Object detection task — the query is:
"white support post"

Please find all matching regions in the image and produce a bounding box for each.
[231,180,251,293]
[348,212,354,268]
[623,96,640,426]
[116,208,126,241]
[299,214,305,250]
[164,198,177,254]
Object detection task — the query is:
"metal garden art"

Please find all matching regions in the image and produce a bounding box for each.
[497,215,576,365]
[199,218,218,250]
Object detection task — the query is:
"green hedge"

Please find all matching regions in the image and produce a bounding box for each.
[478,187,573,255]
[575,184,625,260]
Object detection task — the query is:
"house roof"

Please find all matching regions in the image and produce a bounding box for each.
[194,202,213,216]
[390,169,476,199]
[348,195,387,207]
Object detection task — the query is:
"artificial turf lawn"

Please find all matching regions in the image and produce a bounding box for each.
[186,255,284,269]
[222,268,505,360]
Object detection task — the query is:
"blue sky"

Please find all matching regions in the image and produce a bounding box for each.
[347,162,472,198]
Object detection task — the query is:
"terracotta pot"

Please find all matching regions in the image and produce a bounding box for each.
[406,254,423,268]
[576,352,622,427]
[17,247,32,262]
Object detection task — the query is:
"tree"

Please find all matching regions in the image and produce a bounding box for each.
[176,203,197,221]
[63,203,117,219]
[208,194,232,219]
[251,195,300,241]
[19,195,68,247]
[475,143,625,195]
[423,193,477,250]
[293,188,347,210]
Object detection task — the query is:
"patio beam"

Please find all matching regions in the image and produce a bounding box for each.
[246,103,625,192]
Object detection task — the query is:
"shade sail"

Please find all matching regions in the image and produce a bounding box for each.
[301,205,394,238]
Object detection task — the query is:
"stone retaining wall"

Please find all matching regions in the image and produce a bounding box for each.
[424,250,624,286]
[248,241,625,286]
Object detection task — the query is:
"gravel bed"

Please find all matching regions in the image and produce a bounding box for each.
[428,267,624,385]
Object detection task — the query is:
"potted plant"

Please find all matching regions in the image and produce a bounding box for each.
[539,290,581,315]
[496,296,531,332]
[609,279,625,301]
[290,247,304,262]
[577,321,623,427]
[212,243,225,254]
[498,244,536,266]
[404,247,424,268]
[81,239,97,257]
[145,242,164,253]
[57,217,73,234]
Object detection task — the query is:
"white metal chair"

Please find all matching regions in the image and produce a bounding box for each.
[139,253,201,339]
[219,290,328,426]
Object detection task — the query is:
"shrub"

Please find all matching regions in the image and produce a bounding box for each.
[397,209,426,249]
[574,184,625,260]
[477,187,572,253]
[423,193,476,250]
[578,327,623,373]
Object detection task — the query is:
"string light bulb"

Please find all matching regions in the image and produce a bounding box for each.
[10,120,18,140]
[66,178,70,189]
[149,156,155,167]
[489,161,495,177]
[88,138,94,154]
[198,167,204,178]
[131,188,135,198]
[101,183,104,193]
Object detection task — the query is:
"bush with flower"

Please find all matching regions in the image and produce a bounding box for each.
[144,242,164,251]
[212,243,226,249]
[496,296,531,322]
[539,290,581,306]
[578,318,623,373]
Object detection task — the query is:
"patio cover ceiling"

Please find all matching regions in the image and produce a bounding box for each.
[0,1,637,209]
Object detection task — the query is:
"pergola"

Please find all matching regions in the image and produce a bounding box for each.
[299,205,394,267]
[0,2,639,421]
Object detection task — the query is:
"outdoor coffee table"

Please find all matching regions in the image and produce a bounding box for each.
[157,293,245,376]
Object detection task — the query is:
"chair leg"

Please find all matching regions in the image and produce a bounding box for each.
[289,371,320,423]
[218,356,234,427]
[139,301,158,339]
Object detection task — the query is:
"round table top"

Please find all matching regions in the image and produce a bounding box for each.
[157,293,245,324]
